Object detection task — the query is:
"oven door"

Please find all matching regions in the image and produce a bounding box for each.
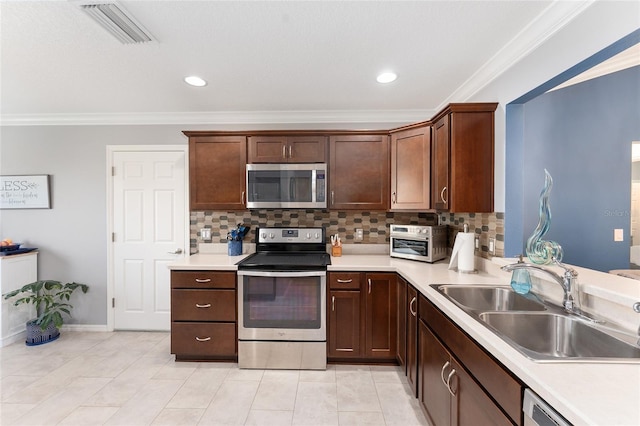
[237,270,326,341]
[390,236,431,261]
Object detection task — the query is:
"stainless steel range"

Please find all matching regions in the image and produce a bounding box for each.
[236,227,330,370]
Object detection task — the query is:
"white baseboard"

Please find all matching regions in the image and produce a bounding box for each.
[0,330,26,347]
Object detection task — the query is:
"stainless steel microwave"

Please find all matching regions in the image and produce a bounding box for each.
[390,224,448,263]
[246,163,327,209]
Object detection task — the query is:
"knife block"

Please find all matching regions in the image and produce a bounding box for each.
[331,245,342,257]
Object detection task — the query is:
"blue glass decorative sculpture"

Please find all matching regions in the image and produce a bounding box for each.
[526,169,563,265]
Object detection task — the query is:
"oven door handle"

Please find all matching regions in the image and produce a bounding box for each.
[237,270,326,278]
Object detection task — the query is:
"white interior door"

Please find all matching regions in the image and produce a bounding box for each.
[110,147,187,331]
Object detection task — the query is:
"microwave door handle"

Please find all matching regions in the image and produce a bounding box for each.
[290,178,295,201]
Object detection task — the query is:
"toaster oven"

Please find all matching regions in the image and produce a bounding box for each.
[389,224,447,263]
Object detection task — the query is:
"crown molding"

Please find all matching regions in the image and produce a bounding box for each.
[438,0,594,109]
[0,109,435,127]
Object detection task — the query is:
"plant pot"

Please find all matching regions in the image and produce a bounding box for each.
[25,319,60,346]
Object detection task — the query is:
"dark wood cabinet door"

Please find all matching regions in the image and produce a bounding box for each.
[432,115,450,211]
[391,125,431,210]
[247,136,288,163]
[406,285,418,397]
[288,136,327,163]
[396,276,407,370]
[329,134,390,210]
[419,320,451,426]
[328,290,362,358]
[451,358,512,426]
[448,110,495,213]
[248,135,327,163]
[189,135,247,210]
[364,273,397,359]
[430,103,497,213]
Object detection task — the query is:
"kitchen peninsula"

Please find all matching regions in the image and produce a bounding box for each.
[169,251,640,426]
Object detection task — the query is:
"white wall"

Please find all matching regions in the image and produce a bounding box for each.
[470,0,640,212]
[0,1,638,327]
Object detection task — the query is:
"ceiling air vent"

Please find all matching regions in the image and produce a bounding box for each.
[80,3,154,44]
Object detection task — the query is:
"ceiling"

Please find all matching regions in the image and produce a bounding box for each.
[0,1,601,126]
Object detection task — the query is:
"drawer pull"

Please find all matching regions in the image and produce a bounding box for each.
[195,303,211,308]
[336,279,353,284]
[446,369,457,396]
[195,278,212,283]
[409,296,417,317]
[195,336,211,342]
[440,361,451,387]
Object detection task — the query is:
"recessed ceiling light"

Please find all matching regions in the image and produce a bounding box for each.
[184,76,207,87]
[376,72,397,83]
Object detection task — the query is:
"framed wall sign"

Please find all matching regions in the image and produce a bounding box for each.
[0,175,51,209]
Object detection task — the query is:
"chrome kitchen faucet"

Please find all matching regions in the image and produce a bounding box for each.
[501,258,602,322]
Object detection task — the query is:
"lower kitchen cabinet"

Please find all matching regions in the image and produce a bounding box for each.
[418,293,523,425]
[396,276,407,369]
[365,273,397,360]
[406,284,418,397]
[171,270,237,361]
[328,289,361,358]
[327,272,397,362]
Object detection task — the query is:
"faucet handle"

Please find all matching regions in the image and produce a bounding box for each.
[552,257,578,277]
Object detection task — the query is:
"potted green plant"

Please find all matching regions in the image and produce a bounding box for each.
[3,280,89,346]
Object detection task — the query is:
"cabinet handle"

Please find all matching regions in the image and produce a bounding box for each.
[195,303,211,308]
[195,278,211,283]
[409,296,417,317]
[332,295,335,311]
[331,191,335,206]
[336,279,353,284]
[440,361,451,388]
[282,145,287,159]
[195,336,211,342]
[392,191,396,204]
[440,186,448,204]
[446,369,457,396]
[241,191,245,204]
[288,145,293,158]
[368,278,372,294]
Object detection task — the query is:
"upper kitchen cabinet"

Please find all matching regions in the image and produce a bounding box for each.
[329,133,390,210]
[185,133,247,210]
[431,103,498,213]
[390,123,431,211]
[248,135,327,163]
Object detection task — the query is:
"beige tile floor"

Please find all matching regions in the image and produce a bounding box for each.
[0,332,428,425]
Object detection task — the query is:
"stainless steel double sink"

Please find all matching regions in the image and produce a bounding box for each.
[431,285,640,363]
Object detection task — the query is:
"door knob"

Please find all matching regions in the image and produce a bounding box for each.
[168,248,183,254]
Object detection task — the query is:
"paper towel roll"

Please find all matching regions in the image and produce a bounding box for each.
[457,233,475,272]
[448,232,475,273]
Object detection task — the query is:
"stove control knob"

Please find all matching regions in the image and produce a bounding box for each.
[269,233,275,239]
[314,233,319,239]
[260,232,267,240]
[306,233,311,239]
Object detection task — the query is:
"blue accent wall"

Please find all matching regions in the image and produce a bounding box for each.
[511,66,640,272]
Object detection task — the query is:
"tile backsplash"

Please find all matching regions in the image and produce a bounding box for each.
[190,210,504,258]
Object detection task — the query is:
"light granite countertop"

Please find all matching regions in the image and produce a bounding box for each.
[169,252,640,425]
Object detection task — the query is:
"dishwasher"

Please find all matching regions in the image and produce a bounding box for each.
[523,389,571,426]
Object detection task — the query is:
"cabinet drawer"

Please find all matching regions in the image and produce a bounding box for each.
[171,271,236,289]
[419,294,523,424]
[328,272,361,290]
[172,289,236,321]
[171,322,236,358]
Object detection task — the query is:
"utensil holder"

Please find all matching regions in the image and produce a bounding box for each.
[228,240,242,256]
[331,245,342,257]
